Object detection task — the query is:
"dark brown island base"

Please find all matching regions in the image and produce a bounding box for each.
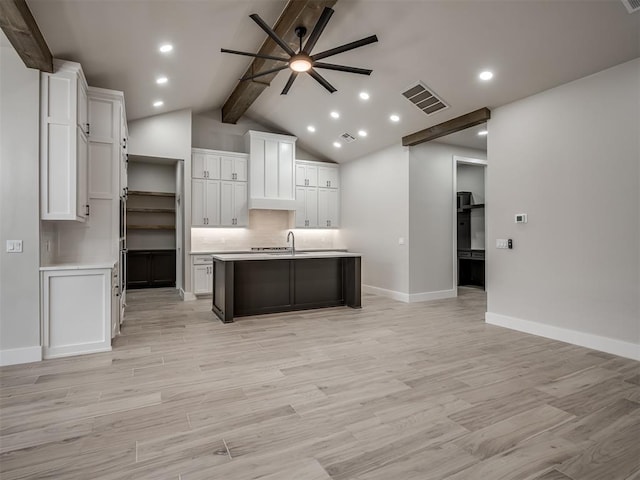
[211,251,362,323]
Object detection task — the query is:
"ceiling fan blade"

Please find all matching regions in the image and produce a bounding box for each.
[312,35,379,61]
[309,69,337,93]
[303,7,334,54]
[221,48,289,62]
[241,65,290,81]
[313,62,372,75]
[249,13,296,56]
[281,72,298,95]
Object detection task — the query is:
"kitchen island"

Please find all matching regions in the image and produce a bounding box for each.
[211,251,361,323]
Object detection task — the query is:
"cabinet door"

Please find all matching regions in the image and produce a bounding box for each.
[306,187,318,227]
[278,140,294,199]
[77,78,88,132]
[234,182,248,226]
[206,154,220,179]
[234,157,247,182]
[296,164,307,186]
[220,181,234,226]
[319,166,339,189]
[192,152,207,179]
[264,140,279,198]
[318,188,339,228]
[295,186,307,227]
[76,127,88,219]
[306,165,318,187]
[205,180,220,226]
[191,179,206,226]
[193,264,210,294]
[221,157,234,181]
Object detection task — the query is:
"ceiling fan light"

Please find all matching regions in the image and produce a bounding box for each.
[289,54,312,72]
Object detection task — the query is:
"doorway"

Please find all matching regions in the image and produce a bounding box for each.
[454,157,487,290]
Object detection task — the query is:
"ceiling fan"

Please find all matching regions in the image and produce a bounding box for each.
[221,7,378,94]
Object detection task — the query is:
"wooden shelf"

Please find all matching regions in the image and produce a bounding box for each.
[127,225,175,230]
[127,208,175,213]
[127,190,175,197]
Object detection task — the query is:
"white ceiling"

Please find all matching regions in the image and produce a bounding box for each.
[26,0,639,162]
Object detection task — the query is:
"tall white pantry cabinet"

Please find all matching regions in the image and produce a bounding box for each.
[39,60,128,359]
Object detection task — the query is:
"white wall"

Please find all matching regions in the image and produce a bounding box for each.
[487,58,640,360]
[0,33,42,365]
[128,109,191,293]
[128,161,176,193]
[340,144,410,298]
[408,143,486,297]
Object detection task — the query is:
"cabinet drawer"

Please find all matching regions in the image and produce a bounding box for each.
[471,251,485,259]
[458,250,471,258]
[192,255,213,265]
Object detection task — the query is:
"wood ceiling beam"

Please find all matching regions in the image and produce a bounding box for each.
[221,0,337,124]
[0,0,53,72]
[402,108,492,147]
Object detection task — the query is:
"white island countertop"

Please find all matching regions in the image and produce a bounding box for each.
[212,251,361,261]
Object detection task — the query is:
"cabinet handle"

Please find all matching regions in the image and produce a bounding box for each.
[86,123,90,136]
[123,138,127,149]
[86,205,90,216]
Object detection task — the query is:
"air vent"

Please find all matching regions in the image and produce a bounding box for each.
[621,0,640,12]
[402,81,449,116]
[340,133,356,143]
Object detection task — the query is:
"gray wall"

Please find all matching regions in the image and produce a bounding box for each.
[487,58,639,357]
[192,110,322,161]
[340,144,410,296]
[0,34,41,364]
[408,143,486,296]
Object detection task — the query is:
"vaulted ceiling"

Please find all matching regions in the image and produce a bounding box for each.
[26,0,640,162]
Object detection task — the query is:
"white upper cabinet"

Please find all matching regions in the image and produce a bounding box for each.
[192,150,221,179]
[295,163,318,187]
[318,187,339,228]
[191,178,220,227]
[221,155,247,182]
[295,186,319,228]
[318,165,339,189]
[220,181,248,227]
[40,60,90,221]
[245,131,297,210]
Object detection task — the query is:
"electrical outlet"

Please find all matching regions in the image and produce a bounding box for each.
[398,237,405,245]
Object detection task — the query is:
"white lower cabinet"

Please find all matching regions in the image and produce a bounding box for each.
[41,267,112,359]
[318,188,339,228]
[192,255,213,295]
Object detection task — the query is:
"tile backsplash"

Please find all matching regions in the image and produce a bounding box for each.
[191,210,344,252]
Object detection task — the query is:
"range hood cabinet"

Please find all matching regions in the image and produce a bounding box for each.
[245,130,297,211]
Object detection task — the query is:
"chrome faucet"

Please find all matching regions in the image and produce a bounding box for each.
[287,230,295,255]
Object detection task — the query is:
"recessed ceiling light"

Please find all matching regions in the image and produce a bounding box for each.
[359,92,370,100]
[390,114,400,122]
[477,130,488,136]
[333,142,341,148]
[159,44,173,53]
[330,111,340,119]
[156,76,168,85]
[307,125,316,133]
[153,100,164,107]
[479,70,493,81]
[358,130,367,137]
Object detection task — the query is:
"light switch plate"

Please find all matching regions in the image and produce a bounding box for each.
[398,237,405,245]
[6,240,23,253]
[496,239,508,249]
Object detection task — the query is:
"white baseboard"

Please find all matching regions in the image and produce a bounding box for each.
[409,288,457,303]
[362,285,409,303]
[44,343,112,360]
[486,312,640,361]
[181,289,196,301]
[0,346,42,366]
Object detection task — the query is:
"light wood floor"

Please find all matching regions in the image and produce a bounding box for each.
[1,288,638,479]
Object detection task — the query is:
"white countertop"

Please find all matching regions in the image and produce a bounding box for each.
[212,251,361,261]
[190,248,346,255]
[40,261,117,271]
